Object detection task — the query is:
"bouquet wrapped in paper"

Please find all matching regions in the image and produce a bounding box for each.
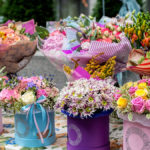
[0,19,37,73]
[38,14,131,75]
[125,11,150,76]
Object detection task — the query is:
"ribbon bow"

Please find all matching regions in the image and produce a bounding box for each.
[21,95,50,144]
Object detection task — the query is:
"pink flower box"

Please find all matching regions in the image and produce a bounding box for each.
[119,113,150,150]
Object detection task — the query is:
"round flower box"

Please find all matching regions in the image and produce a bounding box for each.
[62,109,113,150]
[15,110,56,147]
[119,113,150,150]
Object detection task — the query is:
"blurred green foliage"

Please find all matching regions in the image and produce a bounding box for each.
[1,0,55,26]
[92,0,143,21]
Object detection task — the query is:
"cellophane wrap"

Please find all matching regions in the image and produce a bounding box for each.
[38,27,132,74]
[118,112,150,127]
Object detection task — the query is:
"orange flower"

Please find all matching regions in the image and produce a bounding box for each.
[132,34,138,41]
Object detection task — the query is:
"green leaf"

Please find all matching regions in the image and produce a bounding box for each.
[84,18,90,26]
[146,114,150,119]
[36,26,49,39]
[128,113,133,121]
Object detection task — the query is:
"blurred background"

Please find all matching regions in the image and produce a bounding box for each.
[0,0,149,26]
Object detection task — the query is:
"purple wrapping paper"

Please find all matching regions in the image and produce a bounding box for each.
[67,115,110,150]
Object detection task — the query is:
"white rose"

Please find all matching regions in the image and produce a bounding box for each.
[21,91,36,105]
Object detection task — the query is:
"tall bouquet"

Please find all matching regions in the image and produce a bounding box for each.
[38,14,131,75]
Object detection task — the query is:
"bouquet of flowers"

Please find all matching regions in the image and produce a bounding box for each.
[38,14,131,74]
[113,79,150,125]
[55,78,117,118]
[0,76,59,112]
[63,53,116,81]
[125,12,150,75]
[0,19,37,73]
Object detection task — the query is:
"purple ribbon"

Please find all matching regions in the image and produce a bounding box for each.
[62,45,80,54]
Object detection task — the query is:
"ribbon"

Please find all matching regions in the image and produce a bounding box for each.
[62,45,80,54]
[21,95,50,144]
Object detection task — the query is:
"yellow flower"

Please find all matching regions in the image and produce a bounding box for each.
[117,97,128,109]
[138,82,147,89]
[126,82,133,88]
[135,89,148,99]
[133,82,138,87]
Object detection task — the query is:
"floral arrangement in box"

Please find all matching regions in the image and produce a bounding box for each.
[55,78,117,118]
[113,79,150,121]
[0,76,59,112]
[0,19,37,73]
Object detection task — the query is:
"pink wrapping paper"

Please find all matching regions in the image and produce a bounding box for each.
[65,66,91,81]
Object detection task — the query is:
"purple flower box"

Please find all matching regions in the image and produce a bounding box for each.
[63,110,112,150]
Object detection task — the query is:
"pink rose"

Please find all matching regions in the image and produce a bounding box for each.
[131,97,145,114]
[37,89,48,98]
[113,93,121,100]
[129,87,137,95]
[145,100,150,112]
[139,79,147,83]
[0,89,19,101]
[148,79,150,86]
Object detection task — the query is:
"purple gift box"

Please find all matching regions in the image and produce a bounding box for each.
[63,110,112,150]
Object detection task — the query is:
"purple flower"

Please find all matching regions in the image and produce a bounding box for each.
[26,81,38,89]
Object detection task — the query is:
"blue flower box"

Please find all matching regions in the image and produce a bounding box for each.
[15,110,56,147]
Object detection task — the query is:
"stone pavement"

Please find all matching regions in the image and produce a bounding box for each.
[18,51,67,90]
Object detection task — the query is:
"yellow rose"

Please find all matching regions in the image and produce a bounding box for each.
[21,91,36,105]
[138,82,147,89]
[135,89,148,99]
[117,97,128,109]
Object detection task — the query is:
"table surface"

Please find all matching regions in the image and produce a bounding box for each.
[0,112,123,150]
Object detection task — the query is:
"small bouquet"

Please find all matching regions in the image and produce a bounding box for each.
[113,79,150,124]
[0,76,59,112]
[0,19,37,73]
[125,12,150,75]
[55,78,117,118]
[124,11,150,49]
